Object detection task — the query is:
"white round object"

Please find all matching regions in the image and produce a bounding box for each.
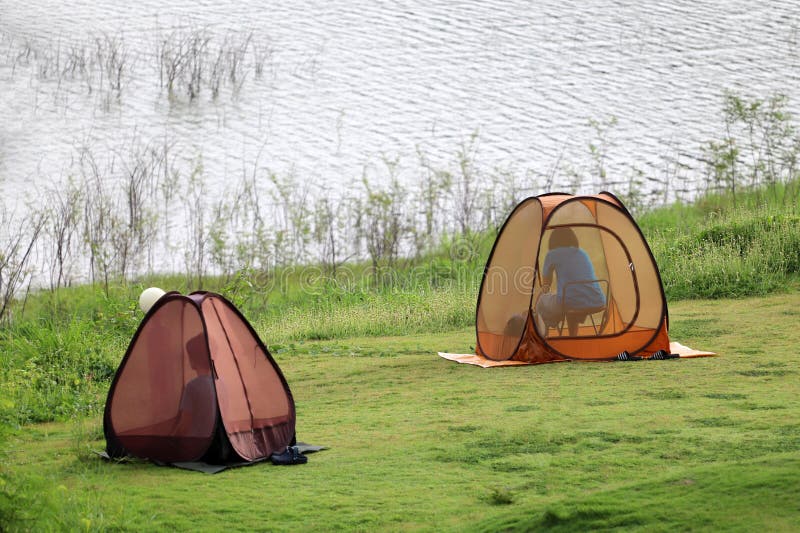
[138,287,166,313]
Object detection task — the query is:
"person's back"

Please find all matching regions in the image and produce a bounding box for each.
[536,227,606,333]
[543,246,605,309]
[177,374,215,436]
[173,335,217,438]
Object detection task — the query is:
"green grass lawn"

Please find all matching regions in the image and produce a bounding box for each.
[2,291,799,531]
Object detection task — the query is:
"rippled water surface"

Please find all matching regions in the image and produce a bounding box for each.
[2,0,800,198]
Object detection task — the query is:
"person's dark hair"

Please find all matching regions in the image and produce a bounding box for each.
[548,227,579,249]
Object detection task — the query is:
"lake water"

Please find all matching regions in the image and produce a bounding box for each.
[2,0,800,206]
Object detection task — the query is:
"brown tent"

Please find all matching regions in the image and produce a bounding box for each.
[104,291,295,464]
[476,192,671,363]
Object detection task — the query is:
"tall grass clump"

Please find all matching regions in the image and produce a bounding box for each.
[643,182,800,299]
[259,287,475,342]
[637,91,800,299]
[1,28,274,110]
[0,287,137,428]
[157,28,265,101]
[0,206,45,325]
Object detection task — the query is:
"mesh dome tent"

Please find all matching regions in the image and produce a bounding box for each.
[104,291,295,464]
[476,192,670,363]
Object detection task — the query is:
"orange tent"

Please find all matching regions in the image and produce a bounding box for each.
[476,192,671,363]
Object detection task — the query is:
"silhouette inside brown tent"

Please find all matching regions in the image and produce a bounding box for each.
[104,291,296,466]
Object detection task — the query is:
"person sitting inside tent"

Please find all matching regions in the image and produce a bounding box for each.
[535,227,606,336]
[171,335,216,438]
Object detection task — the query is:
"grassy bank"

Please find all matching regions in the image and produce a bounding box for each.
[1,182,799,430]
[641,180,800,299]
[2,293,799,531]
[1,181,799,530]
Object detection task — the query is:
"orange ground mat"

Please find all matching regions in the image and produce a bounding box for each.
[438,341,716,368]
